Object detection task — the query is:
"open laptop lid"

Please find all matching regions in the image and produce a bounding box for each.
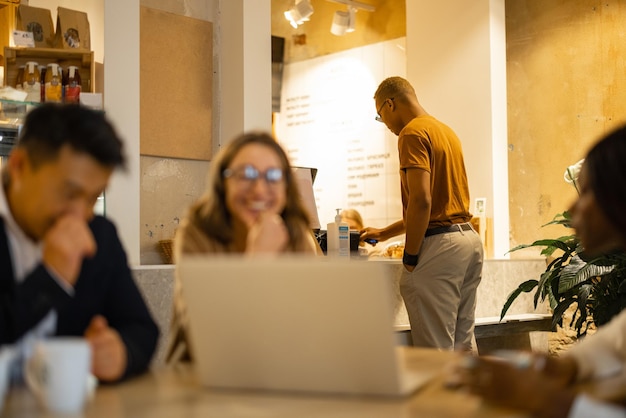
[179,255,416,396]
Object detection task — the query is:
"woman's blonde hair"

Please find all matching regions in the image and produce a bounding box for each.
[340,208,364,230]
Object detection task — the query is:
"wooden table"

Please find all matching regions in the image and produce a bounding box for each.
[4,348,526,418]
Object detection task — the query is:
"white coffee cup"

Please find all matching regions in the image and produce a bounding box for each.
[24,337,92,414]
[0,346,15,411]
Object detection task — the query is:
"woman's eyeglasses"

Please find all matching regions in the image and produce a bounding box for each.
[223,165,284,187]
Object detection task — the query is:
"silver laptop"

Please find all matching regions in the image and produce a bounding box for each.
[178,255,433,397]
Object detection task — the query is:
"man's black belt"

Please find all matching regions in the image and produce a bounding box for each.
[425,223,473,237]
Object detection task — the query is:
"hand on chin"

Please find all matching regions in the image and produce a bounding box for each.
[246,212,288,254]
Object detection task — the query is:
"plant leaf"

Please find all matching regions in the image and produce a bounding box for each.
[500,280,538,320]
[552,297,576,330]
[557,256,611,293]
[536,270,557,307]
[508,237,576,255]
[503,209,626,337]
[541,211,572,228]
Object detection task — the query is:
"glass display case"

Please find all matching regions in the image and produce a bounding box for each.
[0,98,29,170]
[0,98,105,215]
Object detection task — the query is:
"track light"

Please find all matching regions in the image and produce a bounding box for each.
[327,0,374,36]
[330,9,348,36]
[331,6,357,36]
[284,0,314,29]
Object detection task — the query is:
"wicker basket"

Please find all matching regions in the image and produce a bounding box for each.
[158,239,174,264]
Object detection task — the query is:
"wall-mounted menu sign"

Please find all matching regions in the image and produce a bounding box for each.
[275,38,407,229]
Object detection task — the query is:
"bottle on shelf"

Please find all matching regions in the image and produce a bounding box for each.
[59,66,66,102]
[15,65,25,90]
[39,65,46,102]
[45,63,62,103]
[23,61,41,103]
[64,66,81,104]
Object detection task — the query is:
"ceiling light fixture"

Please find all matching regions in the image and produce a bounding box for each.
[330,9,350,36]
[326,0,375,36]
[284,0,314,29]
[330,6,357,36]
[346,6,357,33]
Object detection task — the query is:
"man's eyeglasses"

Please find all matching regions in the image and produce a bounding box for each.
[223,165,284,187]
[375,98,394,122]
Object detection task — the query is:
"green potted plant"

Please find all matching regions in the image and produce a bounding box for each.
[501,161,626,337]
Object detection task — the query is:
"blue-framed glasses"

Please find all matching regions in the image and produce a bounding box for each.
[223,165,284,187]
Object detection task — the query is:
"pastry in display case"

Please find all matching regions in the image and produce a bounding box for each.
[0,98,25,168]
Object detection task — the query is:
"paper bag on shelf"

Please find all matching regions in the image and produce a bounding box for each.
[15,5,55,48]
[54,7,91,50]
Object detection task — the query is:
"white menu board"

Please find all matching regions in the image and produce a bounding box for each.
[275,38,406,229]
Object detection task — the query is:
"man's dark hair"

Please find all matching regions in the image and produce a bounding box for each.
[17,103,126,169]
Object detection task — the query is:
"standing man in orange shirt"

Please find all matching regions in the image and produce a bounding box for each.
[362,76,483,350]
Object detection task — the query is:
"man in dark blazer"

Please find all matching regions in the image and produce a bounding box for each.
[0,104,158,382]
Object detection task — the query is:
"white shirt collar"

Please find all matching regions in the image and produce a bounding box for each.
[0,176,42,281]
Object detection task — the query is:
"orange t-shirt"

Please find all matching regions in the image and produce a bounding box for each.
[398,115,472,227]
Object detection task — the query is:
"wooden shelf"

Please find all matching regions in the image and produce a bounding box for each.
[4,47,93,66]
[3,47,95,93]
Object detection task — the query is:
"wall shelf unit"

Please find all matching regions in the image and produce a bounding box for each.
[3,47,94,93]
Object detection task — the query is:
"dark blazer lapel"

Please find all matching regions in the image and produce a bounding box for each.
[0,217,17,340]
[0,219,15,289]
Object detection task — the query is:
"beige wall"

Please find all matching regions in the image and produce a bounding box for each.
[506,0,626,255]
[137,0,213,264]
[407,0,508,258]
[140,156,209,264]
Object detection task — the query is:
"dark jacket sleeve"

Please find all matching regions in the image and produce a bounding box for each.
[0,220,72,344]
[55,216,160,381]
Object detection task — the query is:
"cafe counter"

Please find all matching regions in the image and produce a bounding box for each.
[132,259,550,368]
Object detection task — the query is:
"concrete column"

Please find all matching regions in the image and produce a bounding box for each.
[104,0,141,264]
[215,0,272,149]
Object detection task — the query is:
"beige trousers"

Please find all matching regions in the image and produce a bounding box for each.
[400,226,484,351]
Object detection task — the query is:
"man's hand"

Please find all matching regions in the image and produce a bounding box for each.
[84,315,127,382]
[360,227,383,245]
[42,214,96,286]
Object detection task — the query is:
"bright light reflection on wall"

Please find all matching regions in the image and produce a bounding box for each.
[275,38,406,229]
